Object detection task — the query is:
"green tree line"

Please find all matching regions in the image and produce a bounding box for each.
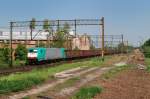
[142,39,150,57]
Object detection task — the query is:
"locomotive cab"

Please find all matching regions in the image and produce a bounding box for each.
[28,49,38,59]
[27,48,46,64]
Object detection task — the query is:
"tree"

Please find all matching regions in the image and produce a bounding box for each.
[52,23,70,48]
[30,18,36,40]
[143,39,150,46]
[117,43,124,52]
[1,44,10,65]
[63,22,70,36]
[43,19,50,31]
[2,47,10,63]
[30,18,36,29]
[142,38,150,57]
[43,19,53,47]
[15,44,27,60]
[36,41,46,47]
[90,45,96,50]
[52,29,66,47]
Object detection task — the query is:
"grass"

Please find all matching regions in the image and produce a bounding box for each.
[71,86,102,99]
[0,56,110,94]
[52,77,81,92]
[101,65,130,79]
[0,59,26,69]
[22,96,30,99]
[145,58,150,72]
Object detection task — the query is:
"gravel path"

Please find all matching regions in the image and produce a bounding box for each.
[8,67,100,99]
[9,66,117,99]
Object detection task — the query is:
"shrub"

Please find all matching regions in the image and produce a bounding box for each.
[72,86,102,99]
[142,38,150,58]
[0,73,46,94]
[15,44,27,60]
[2,46,10,64]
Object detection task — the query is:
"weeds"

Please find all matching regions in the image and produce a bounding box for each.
[72,86,102,99]
[53,77,81,92]
[0,57,109,94]
[145,58,150,71]
[22,96,30,99]
[102,65,130,79]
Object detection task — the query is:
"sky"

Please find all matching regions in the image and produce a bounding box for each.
[0,0,150,46]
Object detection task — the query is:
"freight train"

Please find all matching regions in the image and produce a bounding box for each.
[27,47,121,64]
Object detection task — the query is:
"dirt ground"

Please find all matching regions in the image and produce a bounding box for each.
[7,55,128,99]
[28,50,149,99]
[93,68,150,99]
[5,51,148,99]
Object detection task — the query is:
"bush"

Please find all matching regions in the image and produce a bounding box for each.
[36,41,46,47]
[0,73,46,94]
[143,46,150,58]
[15,44,27,60]
[2,46,10,64]
[102,65,129,79]
[146,58,150,71]
[72,86,102,99]
[142,39,150,58]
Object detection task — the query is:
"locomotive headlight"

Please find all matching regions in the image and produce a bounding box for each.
[27,52,37,58]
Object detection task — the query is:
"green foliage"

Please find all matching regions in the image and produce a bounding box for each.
[22,96,30,99]
[52,29,66,47]
[73,46,80,50]
[102,65,130,79]
[36,41,46,47]
[0,74,45,93]
[72,86,102,99]
[51,23,70,48]
[15,44,27,60]
[126,45,134,53]
[143,39,150,46]
[39,41,46,47]
[1,44,10,64]
[0,57,109,94]
[90,45,96,50]
[54,77,80,91]
[143,46,150,58]
[146,58,150,71]
[142,39,150,57]
[43,19,50,31]
[63,22,70,35]
[30,18,36,29]
[117,43,124,51]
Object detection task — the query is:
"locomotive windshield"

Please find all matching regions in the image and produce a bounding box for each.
[29,49,37,53]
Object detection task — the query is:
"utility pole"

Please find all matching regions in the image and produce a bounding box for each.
[57,20,60,31]
[101,17,104,61]
[111,35,114,55]
[25,31,27,48]
[30,27,33,40]
[127,41,129,54]
[10,22,13,67]
[75,19,77,37]
[121,34,124,54]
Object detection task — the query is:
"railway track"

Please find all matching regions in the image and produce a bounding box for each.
[0,57,95,76]
[0,53,125,76]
